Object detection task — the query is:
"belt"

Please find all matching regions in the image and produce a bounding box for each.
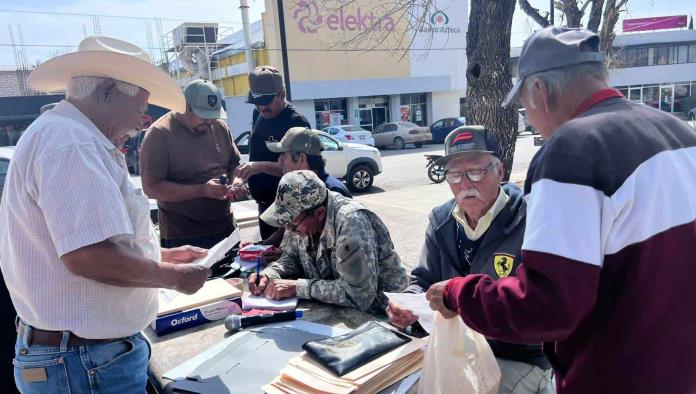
[18,322,122,348]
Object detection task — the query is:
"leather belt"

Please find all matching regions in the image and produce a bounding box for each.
[18,322,120,348]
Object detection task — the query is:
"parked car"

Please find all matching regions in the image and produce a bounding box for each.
[234,130,382,193]
[518,108,538,134]
[0,146,14,202]
[372,122,432,149]
[322,125,375,146]
[429,117,465,143]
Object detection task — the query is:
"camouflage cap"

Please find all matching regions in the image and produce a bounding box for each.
[260,170,328,227]
[266,127,323,156]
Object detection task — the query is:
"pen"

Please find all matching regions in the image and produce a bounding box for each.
[255,256,261,286]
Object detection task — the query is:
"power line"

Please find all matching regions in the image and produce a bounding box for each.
[0,8,245,25]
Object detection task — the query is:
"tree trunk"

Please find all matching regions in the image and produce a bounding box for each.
[587,0,605,32]
[559,1,583,28]
[466,0,517,180]
[599,0,628,57]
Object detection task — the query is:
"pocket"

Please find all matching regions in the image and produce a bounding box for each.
[14,356,71,394]
[87,338,149,393]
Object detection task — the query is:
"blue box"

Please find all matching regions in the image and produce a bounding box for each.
[151,297,242,336]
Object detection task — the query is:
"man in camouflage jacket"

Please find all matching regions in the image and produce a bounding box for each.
[248,170,407,314]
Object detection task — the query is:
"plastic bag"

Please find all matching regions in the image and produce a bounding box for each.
[418,312,501,394]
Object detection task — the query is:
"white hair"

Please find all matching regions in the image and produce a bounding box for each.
[522,62,608,109]
[66,76,141,101]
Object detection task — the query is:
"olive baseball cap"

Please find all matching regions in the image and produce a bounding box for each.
[266,127,323,156]
[246,65,284,106]
[184,79,226,119]
[435,126,501,166]
[503,26,605,107]
[260,170,328,227]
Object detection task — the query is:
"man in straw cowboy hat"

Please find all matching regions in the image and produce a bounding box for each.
[0,36,210,392]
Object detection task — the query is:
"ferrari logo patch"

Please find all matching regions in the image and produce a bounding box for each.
[493,254,514,278]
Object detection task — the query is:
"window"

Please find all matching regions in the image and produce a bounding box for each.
[373,124,385,134]
[635,48,648,66]
[690,45,696,63]
[657,47,669,65]
[0,159,9,175]
[385,124,398,132]
[625,48,637,66]
[343,126,366,132]
[319,135,340,151]
[678,45,688,64]
[314,98,347,129]
[648,47,657,65]
[431,120,443,129]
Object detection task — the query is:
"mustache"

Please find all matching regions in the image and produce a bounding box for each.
[457,188,481,200]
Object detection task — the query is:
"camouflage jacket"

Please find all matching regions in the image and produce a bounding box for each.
[262,192,408,313]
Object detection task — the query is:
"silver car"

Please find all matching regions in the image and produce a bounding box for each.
[372,122,432,149]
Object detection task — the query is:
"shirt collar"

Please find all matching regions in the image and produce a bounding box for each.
[52,100,118,151]
[572,88,624,118]
[452,186,509,241]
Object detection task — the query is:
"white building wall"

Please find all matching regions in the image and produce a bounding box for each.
[292,99,317,129]
[430,90,461,124]
[225,96,254,138]
[609,63,696,87]
[388,95,401,122]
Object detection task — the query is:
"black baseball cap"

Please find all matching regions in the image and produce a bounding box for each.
[435,126,501,166]
[246,66,284,106]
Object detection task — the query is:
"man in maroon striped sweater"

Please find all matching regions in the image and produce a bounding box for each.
[426,26,696,394]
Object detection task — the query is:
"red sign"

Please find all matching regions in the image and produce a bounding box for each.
[623,15,687,32]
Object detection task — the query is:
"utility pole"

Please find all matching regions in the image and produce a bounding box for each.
[239,0,255,73]
[276,0,292,101]
[549,0,554,25]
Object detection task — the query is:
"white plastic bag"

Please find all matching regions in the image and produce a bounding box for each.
[418,312,501,394]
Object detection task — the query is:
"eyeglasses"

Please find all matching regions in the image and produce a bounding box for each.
[444,162,498,184]
[285,212,311,232]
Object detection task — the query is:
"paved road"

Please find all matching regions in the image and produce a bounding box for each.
[361,132,541,196]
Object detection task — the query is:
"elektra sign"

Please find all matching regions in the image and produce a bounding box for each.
[292,2,460,34]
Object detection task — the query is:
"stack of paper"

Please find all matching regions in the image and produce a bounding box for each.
[262,333,427,394]
[242,295,298,311]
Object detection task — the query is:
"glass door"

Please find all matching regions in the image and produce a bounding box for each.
[359,109,373,131]
[628,87,641,102]
[659,85,674,112]
[372,107,387,130]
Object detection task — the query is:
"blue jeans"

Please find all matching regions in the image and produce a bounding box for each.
[13,327,151,394]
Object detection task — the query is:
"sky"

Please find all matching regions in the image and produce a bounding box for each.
[0,0,691,68]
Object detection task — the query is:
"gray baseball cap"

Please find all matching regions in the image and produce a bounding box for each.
[246,66,284,106]
[266,127,323,156]
[503,27,605,107]
[184,79,226,119]
[260,170,328,227]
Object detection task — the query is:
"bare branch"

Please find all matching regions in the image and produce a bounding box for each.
[579,0,593,14]
[517,0,550,28]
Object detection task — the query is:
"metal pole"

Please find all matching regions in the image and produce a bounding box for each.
[239,0,255,73]
[549,0,554,25]
[276,0,292,101]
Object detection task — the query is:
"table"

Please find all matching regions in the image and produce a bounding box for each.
[144,280,379,393]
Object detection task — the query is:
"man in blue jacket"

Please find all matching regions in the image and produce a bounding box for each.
[387,126,553,393]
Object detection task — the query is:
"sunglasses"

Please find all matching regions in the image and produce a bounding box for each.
[444,162,498,184]
[286,211,311,232]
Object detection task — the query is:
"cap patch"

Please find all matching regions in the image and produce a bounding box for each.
[208,95,217,107]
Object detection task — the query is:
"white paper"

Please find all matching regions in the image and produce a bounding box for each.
[242,295,298,311]
[191,228,240,269]
[159,229,241,302]
[385,292,434,333]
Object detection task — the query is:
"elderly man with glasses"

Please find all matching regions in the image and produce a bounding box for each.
[247,170,408,314]
[387,126,554,394]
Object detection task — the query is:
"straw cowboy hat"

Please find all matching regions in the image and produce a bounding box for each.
[27,36,185,112]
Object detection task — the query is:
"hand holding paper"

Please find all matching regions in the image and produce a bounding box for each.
[385,292,435,333]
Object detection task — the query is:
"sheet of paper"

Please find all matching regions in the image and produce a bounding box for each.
[192,228,240,269]
[242,295,298,311]
[159,229,241,303]
[384,292,434,333]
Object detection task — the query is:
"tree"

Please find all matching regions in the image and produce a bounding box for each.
[518,0,629,58]
[466,0,518,179]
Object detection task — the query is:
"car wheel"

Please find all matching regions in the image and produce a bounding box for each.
[347,165,374,193]
[393,137,405,150]
[414,142,424,148]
